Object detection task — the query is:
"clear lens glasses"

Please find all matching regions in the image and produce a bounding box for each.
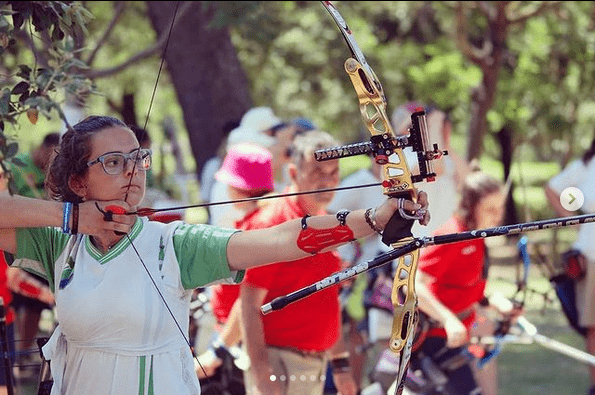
[87,148,152,175]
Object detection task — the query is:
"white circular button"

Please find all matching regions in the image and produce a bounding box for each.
[560,187,584,212]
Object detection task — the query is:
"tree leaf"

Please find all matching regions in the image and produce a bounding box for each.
[11,81,29,95]
[12,12,24,30]
[0,89,10,115]
[51,24,64,41]
[26,108,38,125]
[17,65,31,79]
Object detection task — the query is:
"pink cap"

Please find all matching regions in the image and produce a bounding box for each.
[215,143,274,192]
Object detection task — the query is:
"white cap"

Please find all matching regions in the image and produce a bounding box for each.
[240,107,284,134]
[226,125,276,149]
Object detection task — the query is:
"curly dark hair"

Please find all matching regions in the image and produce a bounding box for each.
[46,116,128,203]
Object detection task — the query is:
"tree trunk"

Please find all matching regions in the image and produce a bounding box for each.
[145,1,252,176]
[465,3,509,162]
[497,125,518,226]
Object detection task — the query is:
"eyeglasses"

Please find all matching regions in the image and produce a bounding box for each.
[87,148,152,175]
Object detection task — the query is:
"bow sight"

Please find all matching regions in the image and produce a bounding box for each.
[314,109,448,184]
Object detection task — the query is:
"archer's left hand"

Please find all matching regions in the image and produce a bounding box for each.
[375,190,431,229]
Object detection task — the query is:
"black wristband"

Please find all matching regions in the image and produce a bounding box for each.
[71,203,79,235]
[211,337,228,359]
[301,215,311,229]
[336,209,350,226]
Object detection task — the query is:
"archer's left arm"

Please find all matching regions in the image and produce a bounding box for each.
[226,193,429,271]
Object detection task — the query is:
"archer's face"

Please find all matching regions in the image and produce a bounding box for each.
[474,191,505,229]
[81,126,146,207]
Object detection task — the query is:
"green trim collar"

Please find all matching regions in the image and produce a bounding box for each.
[85,217,144,264]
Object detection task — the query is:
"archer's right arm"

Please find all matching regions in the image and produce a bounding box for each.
[0,195,63,253]
[0,195,135,254]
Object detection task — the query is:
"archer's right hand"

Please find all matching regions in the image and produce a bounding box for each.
[444,315,468,348]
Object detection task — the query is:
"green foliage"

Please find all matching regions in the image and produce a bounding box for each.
[0,1,95,174]
[0,1,99,196]
[227,1,595,174]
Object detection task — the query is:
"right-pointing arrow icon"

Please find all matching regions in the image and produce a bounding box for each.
[560,187,584,212]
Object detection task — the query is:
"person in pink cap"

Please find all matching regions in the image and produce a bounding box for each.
[214,143,274,215]
[197,143,275,393]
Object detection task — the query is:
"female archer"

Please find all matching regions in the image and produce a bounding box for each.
[0,115,429,395]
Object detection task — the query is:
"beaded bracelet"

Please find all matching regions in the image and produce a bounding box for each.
[336,209,350,226]
[62,202,72,234]
[364,207,382,234]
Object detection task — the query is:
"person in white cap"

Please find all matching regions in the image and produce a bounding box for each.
[239,106,296,188]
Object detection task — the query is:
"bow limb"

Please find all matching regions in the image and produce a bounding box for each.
[343,52,419,394]
[321,2,446,393]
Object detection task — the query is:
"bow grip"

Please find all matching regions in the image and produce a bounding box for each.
[381,191,419,246]
[381,210,414,246]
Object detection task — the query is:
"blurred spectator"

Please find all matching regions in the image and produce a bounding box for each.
[545,137,595,395]
[199,120,240,211]
[10,132,60,198]
[209,107,290,228]
[240,131,358,395]
[197,143,274,394]
[0,165,54,389]
[391,102,470,237]
[326,156,387,387]
[9,132,60,368]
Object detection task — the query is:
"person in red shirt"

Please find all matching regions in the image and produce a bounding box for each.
[239,131,430,395]
[409,169,517,395]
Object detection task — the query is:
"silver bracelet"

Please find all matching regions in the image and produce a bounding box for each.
[365,207,382,234]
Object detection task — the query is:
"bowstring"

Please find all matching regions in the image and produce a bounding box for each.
[132,182,383,216]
